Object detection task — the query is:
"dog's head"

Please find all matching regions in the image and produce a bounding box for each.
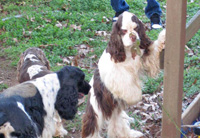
[17,47,51,83]
[106,11,152,62]
[0,96,38,138]
[55,66,91,120]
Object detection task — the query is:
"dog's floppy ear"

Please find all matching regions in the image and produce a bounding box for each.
[106,15,126,63]
[132,15,152,55]
[55,66,80,120]
[37,50,50,70]
[55,66,91,119]
[0,112,7,126]
[55,85,78,120]
[34,48,50,70]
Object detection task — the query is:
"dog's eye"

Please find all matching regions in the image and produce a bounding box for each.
[121,29,127,35]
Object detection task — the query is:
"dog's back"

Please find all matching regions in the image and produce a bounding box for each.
[0,83,45,138]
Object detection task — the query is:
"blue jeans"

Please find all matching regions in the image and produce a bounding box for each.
[110,0,162,19]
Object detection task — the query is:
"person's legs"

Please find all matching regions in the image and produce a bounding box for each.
[145,0,162,29]
[145,0,162,19]
[111,0,129,14]
[111,0,129,21]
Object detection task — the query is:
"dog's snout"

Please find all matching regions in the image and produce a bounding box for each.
[129,33,136,42]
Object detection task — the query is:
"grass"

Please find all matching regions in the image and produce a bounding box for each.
[0,0,199,134]
[0,84,8,91]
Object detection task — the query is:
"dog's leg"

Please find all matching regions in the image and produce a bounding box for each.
[82,88,104,138]
[107,109,143,138]
[142,29,166,78]
[121,110,135,124]
[54,111,68,137]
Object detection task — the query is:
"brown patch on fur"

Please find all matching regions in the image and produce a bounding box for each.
[17,47,51,83]
[131,15,153,55]
[132,52,137,59]
[82,69,118,137]
[93,68,118,119]
[1,83,37,98]
[81,93,98,138]
[106,15,126,63]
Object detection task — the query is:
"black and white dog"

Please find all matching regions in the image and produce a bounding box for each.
[0,66,91,138]
[17,47,88,137]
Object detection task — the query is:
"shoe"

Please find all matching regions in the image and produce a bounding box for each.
[112,12,124,22]
[150,13,162,29]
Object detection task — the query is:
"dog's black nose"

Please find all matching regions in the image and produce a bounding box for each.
[78,81,91,95]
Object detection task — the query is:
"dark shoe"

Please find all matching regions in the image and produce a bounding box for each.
[112,12,124,22]
[150,13,162,29]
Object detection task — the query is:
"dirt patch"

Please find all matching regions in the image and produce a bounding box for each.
[0,56,18,92]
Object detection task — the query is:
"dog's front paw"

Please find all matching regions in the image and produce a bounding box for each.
[127,116,135,124]
[157,29,166,52]
[130,130,144,138]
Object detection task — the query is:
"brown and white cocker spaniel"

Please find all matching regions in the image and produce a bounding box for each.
[82,11,165,138]
[17,47,52,83]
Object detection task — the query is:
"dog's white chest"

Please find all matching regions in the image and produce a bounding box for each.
[98,51,142,105]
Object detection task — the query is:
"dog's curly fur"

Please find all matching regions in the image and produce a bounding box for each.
[82,11,165,138]
[16,47,65,137]
[17,47,51,83]
[16,47,91,137]
[0,66,91,138]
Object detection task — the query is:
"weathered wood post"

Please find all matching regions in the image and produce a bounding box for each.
[161,0,187,137]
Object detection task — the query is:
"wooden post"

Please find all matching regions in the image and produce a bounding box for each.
[182,93,200,127]
[185,10,200,43]
[161,0,187,138]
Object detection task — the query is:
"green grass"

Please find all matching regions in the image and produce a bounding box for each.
[0,84,8,91]
[0,0,199,133]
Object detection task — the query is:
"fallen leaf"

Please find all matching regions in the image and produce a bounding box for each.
[102,16,110,23]
[55,21,62,28]
[30,17,35,22]
[185,45,194,56]
[13,38,18,43]
[95,31,108,36]
[70,24,81,31]
[192,78,197,85]
[35,25,44,30]
[56,63,65,66]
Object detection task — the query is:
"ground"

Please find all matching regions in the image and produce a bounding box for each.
[0,56,199,138]
[0,56,18,89]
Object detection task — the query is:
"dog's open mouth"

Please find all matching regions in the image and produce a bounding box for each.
[78,92,84,99]
[78,92,85,106]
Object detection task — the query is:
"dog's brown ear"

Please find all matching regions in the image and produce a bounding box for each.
[42,56,50,70]
[106,16,126,63]
[37,49,51,70]
[132,15,152,55]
